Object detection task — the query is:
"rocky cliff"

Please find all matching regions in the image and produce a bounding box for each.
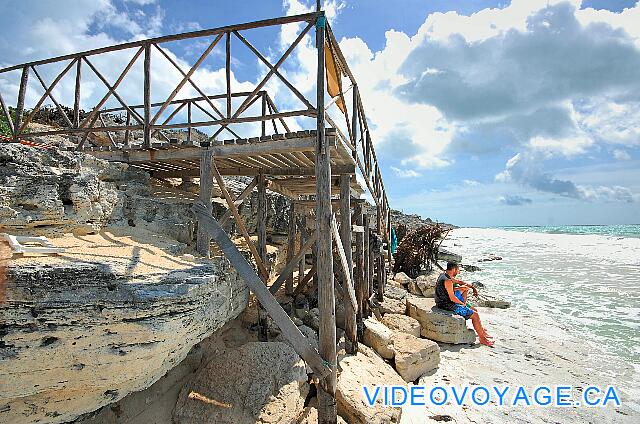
[0,143,261,423]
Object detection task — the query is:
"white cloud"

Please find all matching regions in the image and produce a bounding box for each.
[613,149,631,161]
[496,152,636,202]
[390,166,422,178]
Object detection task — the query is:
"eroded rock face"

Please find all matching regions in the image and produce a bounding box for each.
[393,333,440,382]
[378,296,407,316]
[380,314,421,338]
[406,297,476,344]
[336,345,403,424]
[173,342,309,424]
[1,250,247,424]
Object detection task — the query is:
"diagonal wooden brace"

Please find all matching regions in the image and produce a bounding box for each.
[192,201,330,378]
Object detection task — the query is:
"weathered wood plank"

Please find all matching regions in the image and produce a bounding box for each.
[340,174,357,353]
[285,203,296,295]
[257,173,269,341]
[196,151,213,257]
[269,231,317,295]
[192,201,330,378]
[330,215,357,309]
[210,158,270,281]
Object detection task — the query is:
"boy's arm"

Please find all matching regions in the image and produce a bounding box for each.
[445,280,466,305]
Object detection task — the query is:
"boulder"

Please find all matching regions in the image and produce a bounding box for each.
[362,318,395,359]
[380,314,421,338]
[336,345,403,424]
[406,297,476,344]
[393,333,440,382]
[378,296,407,315]
[2,232,248,424]
[174,342,309,424]
[414,272,438,297]
[475,293,511,309]
[393,272,412,286]
[384,285,409,301]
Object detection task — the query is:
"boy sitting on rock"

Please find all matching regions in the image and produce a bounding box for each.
[435,262,495,347]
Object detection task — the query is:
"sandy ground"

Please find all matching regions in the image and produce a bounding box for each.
[401,305,639,423]
[8,229,199,280]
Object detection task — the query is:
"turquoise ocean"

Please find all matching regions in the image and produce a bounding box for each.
[441,224,640,405]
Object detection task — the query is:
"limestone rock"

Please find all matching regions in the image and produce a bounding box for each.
[336,345,403,424]
[414,272,438,297]
[384,285,409,301]
[381,314,421,338]
[1,237,247,424]
[406,297,476,344]
[393,333,440,382]
[174,342,309,424]
[393,272,412,285]
[378,296,407,315]
[475,293,511,309]
[362,318,395,359]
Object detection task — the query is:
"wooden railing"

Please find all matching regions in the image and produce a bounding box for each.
[0,11,390,245]
[0,12,321,149]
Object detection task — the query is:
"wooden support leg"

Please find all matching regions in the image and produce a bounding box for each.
[354,202,365,341]
[257,173,269,341]
[340,175,357,354]
[285,202,296,295]
[196,151,213,257]
[315,13,338,424]
[298,215,307,289]
[192,202,329,378]
[365,215,372,318]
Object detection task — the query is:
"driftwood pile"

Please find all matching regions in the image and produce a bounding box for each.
[392,224,449,278]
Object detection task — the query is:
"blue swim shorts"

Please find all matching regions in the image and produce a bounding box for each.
[453,291,474,319]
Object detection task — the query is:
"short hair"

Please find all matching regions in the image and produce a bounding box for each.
[446,262,459,271]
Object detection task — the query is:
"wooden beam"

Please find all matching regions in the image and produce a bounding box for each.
[354,201,365,340]
[196,151,213,257]
[257,173,269,341]
[226,31,232,118]
[293,263,316,296]
[90,135,334,162]
[73,59,81,128]
[0,91,14,135]
[31,66,74,128]
[285,203,296,295]
[210,157,270,281]
[364,213,371,318]
[0,12,321,73]
[330,215,357,309]
[340,174,357,353]
[192,201,330,378]
[269,231,317,295]
[298,215,307,288]
[143,43,151,148]
[150,164,354,179]
[151,34,223,125]
[218,176,258,228]
[314,14,338,424]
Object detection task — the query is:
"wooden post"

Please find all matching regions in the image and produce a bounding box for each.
[340,175,357,353]
[143,43,151,148]
[354,201,365,340]
[226,31,232,118]
[196,151,213,257]
[73,59,81,128]
[261,92,267,137]
[14,66,29,140]
[351,84,358,160]
[285,202,296,295]
[257,173,269,341]
[187,101,192,145]
[365,214,373,317]
[315,13,338,424]
[298,215,306,288]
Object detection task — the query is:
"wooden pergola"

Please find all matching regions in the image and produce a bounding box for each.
[0,9,391,424]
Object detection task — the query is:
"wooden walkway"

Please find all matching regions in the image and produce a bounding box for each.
[0,8,391,424]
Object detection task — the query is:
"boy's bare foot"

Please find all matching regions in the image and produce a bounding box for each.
[479,337,495,347]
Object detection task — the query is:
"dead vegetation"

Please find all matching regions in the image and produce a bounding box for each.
[392,224,449,278]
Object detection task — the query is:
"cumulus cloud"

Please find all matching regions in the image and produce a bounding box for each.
[499,195,533,206]
[496,152,635,202]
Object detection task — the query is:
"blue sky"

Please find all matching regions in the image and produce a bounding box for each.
[0,0,638,227]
